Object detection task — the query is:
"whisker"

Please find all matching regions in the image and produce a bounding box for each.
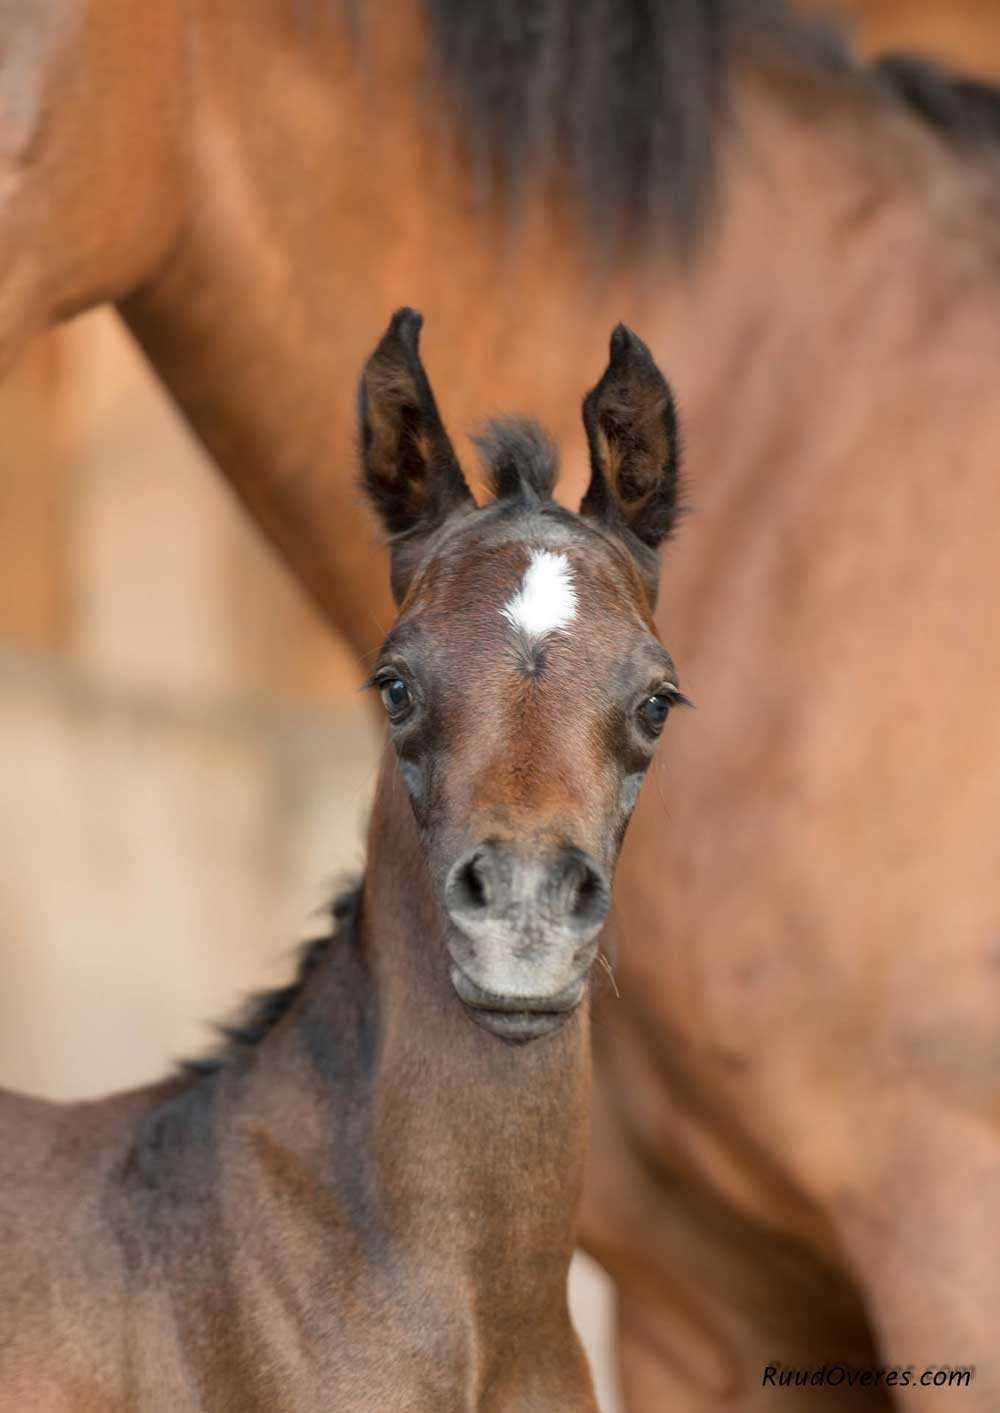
[596,950,620,999]
[651,757,672,818]
[364,602,391,641]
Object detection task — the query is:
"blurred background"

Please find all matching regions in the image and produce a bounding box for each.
[5,0,999,1096]
[1,1,998,1407]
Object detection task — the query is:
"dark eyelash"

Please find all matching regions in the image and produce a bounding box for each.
[361,669,397,693]
[662,685,695,710]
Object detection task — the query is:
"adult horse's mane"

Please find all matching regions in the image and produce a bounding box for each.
[418,0,798,244]
[416,0,1000,251]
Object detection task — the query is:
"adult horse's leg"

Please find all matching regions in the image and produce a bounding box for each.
[585,1020,891,1411]
[617,1300,892,1412]
[0,0,185,372]
[834,1097,998,1413]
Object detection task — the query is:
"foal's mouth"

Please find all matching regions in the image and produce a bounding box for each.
[449,967,586,1043]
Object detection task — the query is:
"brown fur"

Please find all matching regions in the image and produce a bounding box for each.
[3,1,1000,1408]
[0,850,593,1410]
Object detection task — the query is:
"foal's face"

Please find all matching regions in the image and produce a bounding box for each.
[360,310,684,1041]
[372,511,682,1037]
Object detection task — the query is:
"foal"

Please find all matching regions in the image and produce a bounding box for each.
[0,310,686,1411]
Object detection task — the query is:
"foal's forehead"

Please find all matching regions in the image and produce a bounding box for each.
[405,512,653,637]
[377,511,676,703]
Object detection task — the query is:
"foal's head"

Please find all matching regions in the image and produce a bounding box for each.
[360,309,685,1042]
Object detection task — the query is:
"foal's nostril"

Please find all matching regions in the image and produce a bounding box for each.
[555,849,610,933]
[447,849,492,916]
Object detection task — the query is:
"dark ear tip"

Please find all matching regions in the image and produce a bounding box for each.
[387,306,424,351]
[609,322,656,367]
[609,323,633,358]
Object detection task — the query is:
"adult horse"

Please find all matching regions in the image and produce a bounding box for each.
[3,1,1000,1408]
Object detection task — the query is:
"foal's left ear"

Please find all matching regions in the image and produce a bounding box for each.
[359,308,474,600]
[580,325,681,603]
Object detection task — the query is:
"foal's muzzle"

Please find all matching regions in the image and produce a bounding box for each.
[444,840,609,1041]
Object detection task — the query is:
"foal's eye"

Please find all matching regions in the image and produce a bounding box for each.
[380,677,412,719]
[637,693,672,737]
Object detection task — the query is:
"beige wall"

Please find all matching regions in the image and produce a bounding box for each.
[1,311,364,707]
[0,650,377,1099]
[0,305,375,1089]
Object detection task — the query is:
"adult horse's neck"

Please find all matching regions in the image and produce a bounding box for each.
[4,0,975,666]
[653,53,1000,650]
[0,0,186,365]
[118,7,973,658]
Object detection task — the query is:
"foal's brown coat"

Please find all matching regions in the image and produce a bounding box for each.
[0,318,685,1410]
[4,2,1000,1408]
[0,828,592,1411]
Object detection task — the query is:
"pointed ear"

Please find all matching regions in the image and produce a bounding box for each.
[359,308,473,599]
[579,325,681,602]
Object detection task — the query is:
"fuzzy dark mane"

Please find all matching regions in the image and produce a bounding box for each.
[475,418,559,506]
[417,0,1000,253]
[182,884,363,1078]
[421,0,797,247]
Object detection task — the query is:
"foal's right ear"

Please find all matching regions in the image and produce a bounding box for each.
[359,309,473,600]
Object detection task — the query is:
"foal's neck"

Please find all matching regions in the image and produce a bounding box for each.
[232,744,590,1311]
[365,749,590,1277]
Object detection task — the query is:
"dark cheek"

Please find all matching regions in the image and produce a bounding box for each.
[601,707,651,810]
[397,750,450,841]
[579,766,643,876]
[619,771,645,822]
[399,757,426,809]
[401,755,466,902]
[394,690,451,826]
[621,774,644,819]
[606,770,645,854]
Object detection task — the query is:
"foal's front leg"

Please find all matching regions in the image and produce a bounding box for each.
[478,1330,599,1413]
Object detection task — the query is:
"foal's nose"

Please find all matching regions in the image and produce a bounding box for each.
[445,840,610,944]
